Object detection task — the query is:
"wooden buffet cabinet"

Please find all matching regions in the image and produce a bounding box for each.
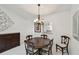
[0,33,20,53]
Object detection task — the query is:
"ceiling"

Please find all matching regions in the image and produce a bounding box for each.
[19,4,72,15]
[0,4,72,15]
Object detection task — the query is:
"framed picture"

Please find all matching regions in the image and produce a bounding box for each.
[73,11,79,41]
[34,22,41,32]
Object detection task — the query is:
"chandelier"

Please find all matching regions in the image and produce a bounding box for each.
[34,4,44,33]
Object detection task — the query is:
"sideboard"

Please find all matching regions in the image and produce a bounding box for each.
[0,32,20,53]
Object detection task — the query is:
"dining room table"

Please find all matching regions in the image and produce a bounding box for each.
[26,37,50,55]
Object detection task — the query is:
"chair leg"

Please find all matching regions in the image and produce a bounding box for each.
[62,48,64,55]
[56,44,57,52]
[26,51,28,55]
[47,50,49,55]
[26,49,28,55]
[48,50,52,55]
[50,48,52,55]
[67,48,69,55]
[24,43,28,55]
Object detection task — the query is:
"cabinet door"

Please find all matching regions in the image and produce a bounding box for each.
[10,34,20,47]
[0,37,6,53]
[6,34,20,49]
[6,36,13,49]
[0,33,20,53]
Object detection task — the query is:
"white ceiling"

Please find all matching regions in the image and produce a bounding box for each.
[0,4,72,15]
[19,4,72,15]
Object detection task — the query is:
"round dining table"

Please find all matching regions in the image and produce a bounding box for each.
[27,37,50,55]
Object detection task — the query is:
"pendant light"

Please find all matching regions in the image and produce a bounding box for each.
[34,4,44,33]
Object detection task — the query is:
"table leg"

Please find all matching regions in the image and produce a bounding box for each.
[38,48,42,55]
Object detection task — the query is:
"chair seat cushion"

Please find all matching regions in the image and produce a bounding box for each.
[57,43,67,47]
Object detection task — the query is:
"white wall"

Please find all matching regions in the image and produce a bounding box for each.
[0,5,36,44]
[44,10,72,37]
[44,10,72,54]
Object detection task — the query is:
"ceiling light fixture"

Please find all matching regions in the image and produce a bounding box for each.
[34,4,44,33]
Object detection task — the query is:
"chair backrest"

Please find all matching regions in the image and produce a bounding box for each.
[49,39,54,50]
[24,40,34,48]
[61,35,70,46]
[25,35,33,49]
[26,35,32,40]
[50,39,53,46]
[41,34,48,39]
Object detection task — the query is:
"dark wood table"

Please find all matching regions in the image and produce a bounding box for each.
[27,37,50,55]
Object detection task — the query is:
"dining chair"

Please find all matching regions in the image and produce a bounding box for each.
[24,40,38,55]
[41,34,48,39]
[42,39,54,55]
[24,35,38,55]
[56,35,70,55]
